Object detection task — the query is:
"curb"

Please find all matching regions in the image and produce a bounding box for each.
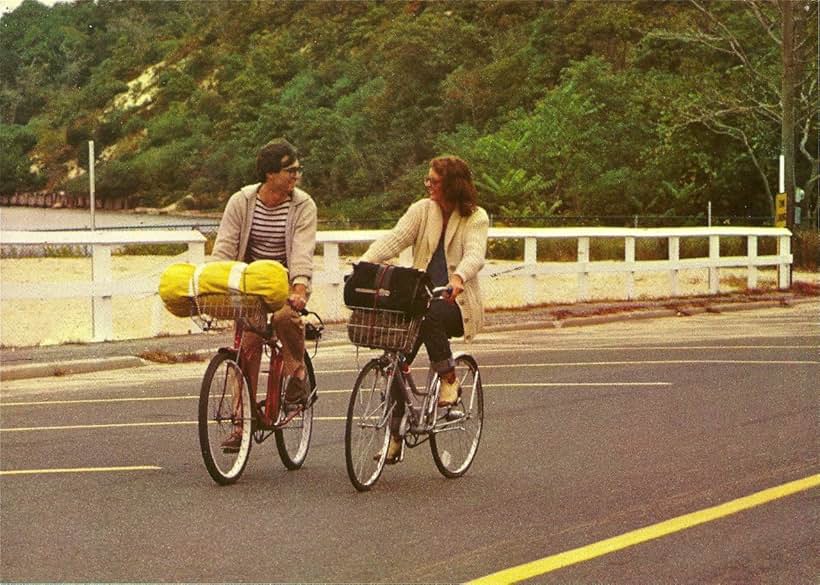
[2,297,816,382]
[481,298,813,333]
[0,356,146,382]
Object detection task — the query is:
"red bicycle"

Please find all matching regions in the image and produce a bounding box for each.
[195,294,323,485]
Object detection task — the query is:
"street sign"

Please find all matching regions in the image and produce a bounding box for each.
[775,193,787,227]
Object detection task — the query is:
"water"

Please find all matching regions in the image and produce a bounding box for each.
[0,206,219,231]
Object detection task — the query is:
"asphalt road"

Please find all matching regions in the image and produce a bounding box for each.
[1,302,817,584]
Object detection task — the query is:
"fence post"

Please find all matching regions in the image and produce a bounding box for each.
[747,235,758,289]
[624,236,636,300]
[523,237,537,305]
[708,235,720,294]
[91,243,113,341]
[577,237,590,302]
[777,234,791,289]
[668,236,680,296]
[187,241,205,265]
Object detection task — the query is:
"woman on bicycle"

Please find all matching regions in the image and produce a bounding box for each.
[212,139,317,448]
[360,155,489,462]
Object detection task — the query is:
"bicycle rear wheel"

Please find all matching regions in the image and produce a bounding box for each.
[198,351,253,485]
[345,359,393,491]
[275,352,316,470]
[431,353,483,478]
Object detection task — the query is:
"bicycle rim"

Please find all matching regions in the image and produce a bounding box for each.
[345,360,392,491]
[198,352,253,485]
[275,353,316,470]
[431,354,483,478]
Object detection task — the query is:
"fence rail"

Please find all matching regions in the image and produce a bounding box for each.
[0,226,793,344]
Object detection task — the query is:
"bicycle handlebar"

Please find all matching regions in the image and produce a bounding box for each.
[431,285,454,300]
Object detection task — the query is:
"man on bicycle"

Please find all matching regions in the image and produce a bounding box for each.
[212,138,317,449]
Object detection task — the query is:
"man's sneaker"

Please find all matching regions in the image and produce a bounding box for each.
[284,376,308,411]
[438,377,460,407]
[221,429,243,453]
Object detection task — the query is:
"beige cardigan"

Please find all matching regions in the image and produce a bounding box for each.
[361,198,489,340]
[212,184,317,292]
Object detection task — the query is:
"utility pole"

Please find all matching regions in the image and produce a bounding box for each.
[780,0,796,230]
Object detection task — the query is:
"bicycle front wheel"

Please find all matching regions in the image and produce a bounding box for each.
[345,359,393,491]
[431,353,483,478]
[275,352,316,470]
[198,351,253,485]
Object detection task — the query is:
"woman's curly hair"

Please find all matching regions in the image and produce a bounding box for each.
[430,155,478,217]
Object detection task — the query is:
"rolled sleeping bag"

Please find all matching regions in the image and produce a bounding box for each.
[158,262,196,317]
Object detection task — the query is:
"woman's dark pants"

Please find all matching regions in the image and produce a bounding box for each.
[390,300,464,434]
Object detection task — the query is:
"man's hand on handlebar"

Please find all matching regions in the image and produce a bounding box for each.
[288,283,308,312]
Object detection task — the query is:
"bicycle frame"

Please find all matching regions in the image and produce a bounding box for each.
[232,321,291,433]
[381,350,476,446]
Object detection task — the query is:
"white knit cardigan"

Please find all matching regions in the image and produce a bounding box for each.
[361,198,489,340]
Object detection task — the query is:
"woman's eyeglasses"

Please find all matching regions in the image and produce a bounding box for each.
[424,176,441,186]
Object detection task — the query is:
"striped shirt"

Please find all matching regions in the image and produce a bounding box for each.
[246,198,290,265]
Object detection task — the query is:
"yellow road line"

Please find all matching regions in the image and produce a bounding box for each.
[467,474,820,585]
[0,465,161,476]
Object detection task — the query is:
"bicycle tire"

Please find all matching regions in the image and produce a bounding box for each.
[430,353,483,478]
[344,359,393,491]
[198,351,253,485]
[275,351,316,470]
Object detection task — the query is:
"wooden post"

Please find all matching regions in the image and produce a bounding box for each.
[747,235,758,289]
[523,237,537,305]
[91,244,113,341]
[577,237,590,302]
[668,236,680,297]
[708,235,720,294]
[624,237,635,300]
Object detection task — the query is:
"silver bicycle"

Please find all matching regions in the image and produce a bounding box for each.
[344,288,484,491]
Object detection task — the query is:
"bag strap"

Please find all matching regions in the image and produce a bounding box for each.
[374,264,393,309]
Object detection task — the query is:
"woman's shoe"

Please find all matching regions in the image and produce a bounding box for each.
[437,377,460,407]
[374,435,403,464]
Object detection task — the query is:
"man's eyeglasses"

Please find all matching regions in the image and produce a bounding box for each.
[283,165,303,177]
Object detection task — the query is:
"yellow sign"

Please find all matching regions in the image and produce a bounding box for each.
[775,193,787,227]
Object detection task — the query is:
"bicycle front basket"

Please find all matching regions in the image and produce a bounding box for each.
[347,307,422,353]
[193,293,267,331]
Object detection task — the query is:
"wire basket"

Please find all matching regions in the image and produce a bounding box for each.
[347,307,422,353]
[192,293,268,331]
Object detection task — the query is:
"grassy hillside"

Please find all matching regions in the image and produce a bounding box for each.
[1,0,817,227]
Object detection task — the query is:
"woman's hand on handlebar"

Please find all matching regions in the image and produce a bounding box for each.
[433,275,464,303]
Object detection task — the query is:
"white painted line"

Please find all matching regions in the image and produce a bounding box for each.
[0,465,162,476]
[467,345,819,353]
[1,395,198,407]
[479,359,818,368]
[484,382,671,388]
[1,417,348,432]
[1,421,197,432]
[0,380,673,409]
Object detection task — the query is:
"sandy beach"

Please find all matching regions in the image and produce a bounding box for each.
[0,254,815,347]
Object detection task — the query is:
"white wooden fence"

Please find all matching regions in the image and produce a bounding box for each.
[0,226,793,343]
